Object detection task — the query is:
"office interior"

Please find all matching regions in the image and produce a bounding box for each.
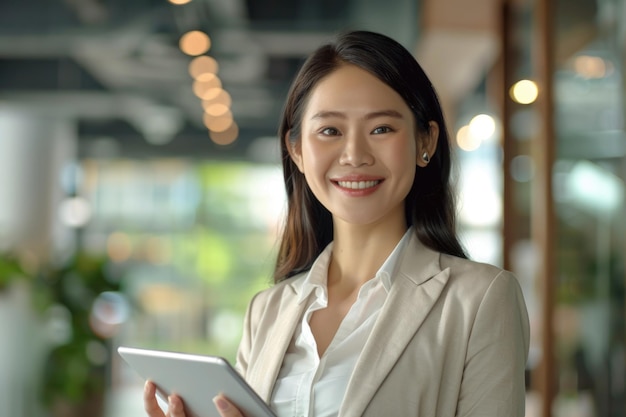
[0,0,624,416]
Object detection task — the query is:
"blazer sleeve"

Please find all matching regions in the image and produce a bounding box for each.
[456,270,530,417]
[234,291,261,377]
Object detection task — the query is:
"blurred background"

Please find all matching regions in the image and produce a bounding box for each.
[0,0,624,416]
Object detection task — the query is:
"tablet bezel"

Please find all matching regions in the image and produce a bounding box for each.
[117,346,276,417]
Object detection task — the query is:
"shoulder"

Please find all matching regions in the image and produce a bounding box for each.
[440,253,520,294]
[441,253,510,281]
[401,233,520,295]
[434,254,527,325]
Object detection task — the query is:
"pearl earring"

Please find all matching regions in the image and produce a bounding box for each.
[422,152,430,163]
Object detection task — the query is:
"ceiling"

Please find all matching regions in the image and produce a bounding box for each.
[1,0,621,163]
[0,0,421,161]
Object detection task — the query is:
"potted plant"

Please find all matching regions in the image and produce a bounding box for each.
[38,252,123,417]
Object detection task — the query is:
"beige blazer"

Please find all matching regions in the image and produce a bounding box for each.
[236,233,530,417]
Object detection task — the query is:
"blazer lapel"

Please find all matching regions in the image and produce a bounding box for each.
[247,281,310,401]
[339,235,450,417]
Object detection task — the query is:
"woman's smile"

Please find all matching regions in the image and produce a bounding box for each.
[335,180,381,190]
[330,175,384,196]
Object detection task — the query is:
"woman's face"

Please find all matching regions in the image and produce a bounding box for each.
[290,64,425,228]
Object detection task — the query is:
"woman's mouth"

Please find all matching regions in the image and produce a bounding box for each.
[336,180,382,189]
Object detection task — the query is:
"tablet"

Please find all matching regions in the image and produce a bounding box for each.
[117,346,277,417]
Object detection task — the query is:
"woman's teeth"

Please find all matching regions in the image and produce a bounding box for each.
[337,180,380,189]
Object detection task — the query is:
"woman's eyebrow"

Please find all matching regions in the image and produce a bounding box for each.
[310,109,404,120]
[310,110,346,120]
[364,110,404,120]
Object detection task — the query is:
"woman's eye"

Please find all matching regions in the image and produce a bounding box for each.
[372,126,392,134]
[320,127,340,136]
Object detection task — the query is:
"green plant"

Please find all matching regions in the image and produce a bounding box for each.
[38,252,122,415]
[0,253,27,291]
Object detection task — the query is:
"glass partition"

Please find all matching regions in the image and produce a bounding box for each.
[551,0,626,414]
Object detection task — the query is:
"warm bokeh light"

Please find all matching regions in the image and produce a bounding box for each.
[144,235,171,265]
[192,75,222,99]
[168,0,192,4]
[210,123,239,146]
[107,232,133,263]
[138,284,186,314]
[179,31,211,56]
[574,55,611,79]
[204,103,230,117]
[189,56,219,79]
[468,114,496,141]
[199,87,223,101]
[192,73,220,89]
[202,89,232,108]
[204,111,233,132]
[456,125,481,151]
[510,79,539,104]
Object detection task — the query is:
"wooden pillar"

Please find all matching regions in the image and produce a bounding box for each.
[499,0,515,272]
[533,0,557,415]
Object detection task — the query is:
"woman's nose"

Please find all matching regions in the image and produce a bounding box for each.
[338,134,374,166]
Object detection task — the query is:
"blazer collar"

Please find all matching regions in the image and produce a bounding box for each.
[248,278,309,401]
[338,233,450,417]
[248,233,450,411]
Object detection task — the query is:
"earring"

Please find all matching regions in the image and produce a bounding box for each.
[422,152,430,163]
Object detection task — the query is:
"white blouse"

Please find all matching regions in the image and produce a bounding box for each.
[269,228,412,417]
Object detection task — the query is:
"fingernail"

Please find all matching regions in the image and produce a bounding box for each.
[213,396,230,411]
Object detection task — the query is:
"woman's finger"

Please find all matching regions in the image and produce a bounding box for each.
[212,394,245,417]
[168,394,187,417]
[143,380,166,417]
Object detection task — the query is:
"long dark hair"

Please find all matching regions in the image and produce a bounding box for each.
[274,30,467,282]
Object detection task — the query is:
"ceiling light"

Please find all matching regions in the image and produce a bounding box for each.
[179,31,211,56]
[192,76,222,99]
[209,123,239,146]
[456,125,481,152]
[204,103,230,117]
[202,89,232,108]
[189,56,219,78]
[203,112,233,132]
[510,79,539,104]
[468,114,497,141]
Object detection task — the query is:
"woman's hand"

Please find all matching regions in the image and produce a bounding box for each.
[143,380,245,417]
[144,381,186,417]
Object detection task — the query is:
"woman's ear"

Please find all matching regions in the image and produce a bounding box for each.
[285,131,304,172]
[417,121,439,167]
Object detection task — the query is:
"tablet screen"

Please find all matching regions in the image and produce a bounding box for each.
[118,346,276,417]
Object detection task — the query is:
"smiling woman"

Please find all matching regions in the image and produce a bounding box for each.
[143,30,530,417]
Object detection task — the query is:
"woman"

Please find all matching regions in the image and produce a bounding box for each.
[145,30,529,417]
